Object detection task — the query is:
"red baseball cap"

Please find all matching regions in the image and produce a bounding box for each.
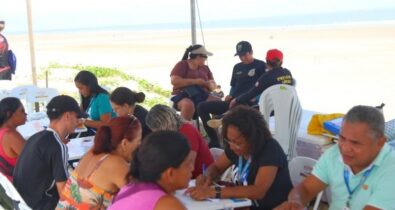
[266,49,283,62]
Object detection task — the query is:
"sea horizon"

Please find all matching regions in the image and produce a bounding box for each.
[5,7,395,35]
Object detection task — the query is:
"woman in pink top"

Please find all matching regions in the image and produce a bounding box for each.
[0,97,27,180]
[109,131,194,210]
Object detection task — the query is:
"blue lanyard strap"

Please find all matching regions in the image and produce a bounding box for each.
[343,165,374,199]
[238,156,251,184]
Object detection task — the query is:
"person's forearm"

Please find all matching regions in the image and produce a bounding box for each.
[220,185,267,200]
[171,78,200,89]
[287,186,309,207]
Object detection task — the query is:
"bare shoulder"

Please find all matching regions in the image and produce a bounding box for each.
[104,154,129,170]
[154,194,186,210]
[4,129,24,141]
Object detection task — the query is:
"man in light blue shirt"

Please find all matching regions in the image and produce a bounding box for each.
[275,105,395,210]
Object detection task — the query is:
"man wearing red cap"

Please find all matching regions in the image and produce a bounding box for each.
[229,48,294,108]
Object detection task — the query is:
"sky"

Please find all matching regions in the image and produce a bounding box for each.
[1,0,395,33]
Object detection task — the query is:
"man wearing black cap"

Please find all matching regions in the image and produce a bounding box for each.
[13,95,84,210]
[197,41,266,148]
[229,48,294,108]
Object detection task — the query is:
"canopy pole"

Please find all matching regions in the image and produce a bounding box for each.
[190,0,197,45]
[26,0,37,86]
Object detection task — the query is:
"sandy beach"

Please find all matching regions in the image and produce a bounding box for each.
[4,23,395,119]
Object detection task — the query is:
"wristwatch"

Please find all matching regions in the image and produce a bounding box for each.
[214,185,221,199]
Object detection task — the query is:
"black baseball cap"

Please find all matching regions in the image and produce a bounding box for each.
[46,95,86,119]
[234,41,252,56]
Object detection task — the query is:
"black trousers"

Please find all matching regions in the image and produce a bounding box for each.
[197,100,229,147]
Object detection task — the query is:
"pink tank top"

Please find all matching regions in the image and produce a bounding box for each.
[0,128,18,180]
[108,182,166,210]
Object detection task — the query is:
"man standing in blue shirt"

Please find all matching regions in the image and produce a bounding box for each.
[197,41,265,148]
[275,105,395,210]
[0,20,11,80]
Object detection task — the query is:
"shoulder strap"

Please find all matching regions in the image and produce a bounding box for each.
[87,154,110,179]
[0,155,14,177]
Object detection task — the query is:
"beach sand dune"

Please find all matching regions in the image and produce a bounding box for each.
[6,24,395,119]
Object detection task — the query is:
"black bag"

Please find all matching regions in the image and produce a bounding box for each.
[183,85,209,104]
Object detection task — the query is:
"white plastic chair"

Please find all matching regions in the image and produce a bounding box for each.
[0,173,32,210]
[209,147,224,161]
[288,156,323,210]
[26,88,59,113]
[258,84,302,160]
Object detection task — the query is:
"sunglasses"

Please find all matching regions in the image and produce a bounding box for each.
[198,54,208,59]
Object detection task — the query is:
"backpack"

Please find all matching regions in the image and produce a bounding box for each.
[7,50,16,74]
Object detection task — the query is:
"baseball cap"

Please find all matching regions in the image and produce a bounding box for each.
[266,49,283,63]
[190,45,213,56]
[46,95,86,119]
[234,41,252,56]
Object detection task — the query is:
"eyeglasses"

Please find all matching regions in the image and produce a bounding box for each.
[223,134,244,149]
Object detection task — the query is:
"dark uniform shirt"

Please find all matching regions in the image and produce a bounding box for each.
[13,129,69,210]
[230,59,266,98]
[225,138,293,210]
[236,67,293,104]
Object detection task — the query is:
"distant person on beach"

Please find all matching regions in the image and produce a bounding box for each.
[110,87,151,138]
[197,41,266,148]
[170,44,220,121]
[0,20,11,80]
[74,70,115,131]
[0,97,26,181]
[145,104,214,179]
[229,48,294,108]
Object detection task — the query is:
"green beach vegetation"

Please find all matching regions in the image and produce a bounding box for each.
[40,63,171,109]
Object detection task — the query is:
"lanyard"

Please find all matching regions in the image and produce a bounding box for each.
[343,165,374,207]
[238,156,251,184]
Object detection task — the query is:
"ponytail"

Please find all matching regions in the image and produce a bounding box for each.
[181,45,193,61]
[92,126,112,154]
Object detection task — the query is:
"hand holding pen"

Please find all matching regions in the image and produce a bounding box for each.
[196,164,212,187]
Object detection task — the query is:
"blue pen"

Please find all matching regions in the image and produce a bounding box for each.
[202,163,206,177]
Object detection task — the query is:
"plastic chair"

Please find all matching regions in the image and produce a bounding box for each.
[288,156,323,210]
[0,173,31,210]
[209,147,224,161]
[26,87,59,113]
[258,84,302,160]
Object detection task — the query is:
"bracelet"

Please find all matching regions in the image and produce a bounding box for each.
[214,185,221,199]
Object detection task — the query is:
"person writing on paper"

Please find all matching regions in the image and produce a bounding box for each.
[145,104,214,178]
[170,44,220,121]
[274,105,395,210]
[0,97,26,181]
[74,70,115,130]
[110,87,151,138]
[229,49,293,109]
[186,105,292,210]
[56,116,142,209]
[109,131,194,210]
